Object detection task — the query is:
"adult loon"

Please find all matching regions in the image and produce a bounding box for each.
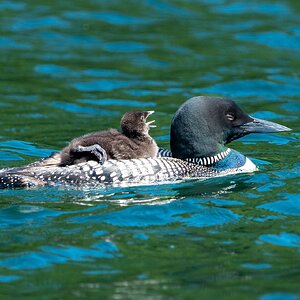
[0,96,291,189]
[59,110,158,166]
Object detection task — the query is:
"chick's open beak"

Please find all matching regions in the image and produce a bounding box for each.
[147,120,156,128]
[145,111,156,128]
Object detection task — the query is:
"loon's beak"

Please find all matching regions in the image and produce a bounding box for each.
[240,117,292,133]
[145,111,156,128]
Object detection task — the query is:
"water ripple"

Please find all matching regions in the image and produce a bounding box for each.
[78,99,156,107]
[0,274,21,282]
[181,207,240,227]
[258,194,300,216]
[49,102,119,116]
[0,140,54,158]
[0,241,119,271]
[0,205,62,229]
[9,16,70,32]
[259,232,300,248]
[199,79,300,99]
[0,37,31,50]
[260,293,299,300]
[64,11,151,25]
[71,79,134,92]
[71,198,240,228]
[213,2,291,15]
[0,1,25,11]
[236,32,300,50]
[103,41,151,53]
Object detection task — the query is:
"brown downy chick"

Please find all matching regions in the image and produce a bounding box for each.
[59,110,158,166]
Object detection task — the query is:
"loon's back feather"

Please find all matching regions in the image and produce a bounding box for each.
[0,156,222,189]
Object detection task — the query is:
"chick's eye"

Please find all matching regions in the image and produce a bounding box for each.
[226,113,235,121]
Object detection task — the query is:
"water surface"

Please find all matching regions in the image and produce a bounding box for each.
[0,0,299,299]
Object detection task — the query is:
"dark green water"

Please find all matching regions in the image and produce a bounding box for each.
[0,0,300,299]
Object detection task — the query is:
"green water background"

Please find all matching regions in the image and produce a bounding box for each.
[0,0,299,299]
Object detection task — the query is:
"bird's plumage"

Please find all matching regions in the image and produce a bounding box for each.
[0,97,291,189]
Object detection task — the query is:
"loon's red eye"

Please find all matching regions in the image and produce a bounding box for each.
[226,113,235,121]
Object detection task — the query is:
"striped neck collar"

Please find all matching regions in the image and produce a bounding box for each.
[158,148,232,166]
[184,148,231,166]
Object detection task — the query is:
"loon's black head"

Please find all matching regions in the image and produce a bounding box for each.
[170,96,291,159]
[121,110,156,137]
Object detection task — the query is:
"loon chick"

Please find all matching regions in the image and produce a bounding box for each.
[0,96,291,189]
[59,110,158,166]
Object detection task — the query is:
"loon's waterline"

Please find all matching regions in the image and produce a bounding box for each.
[0,149,257,189]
